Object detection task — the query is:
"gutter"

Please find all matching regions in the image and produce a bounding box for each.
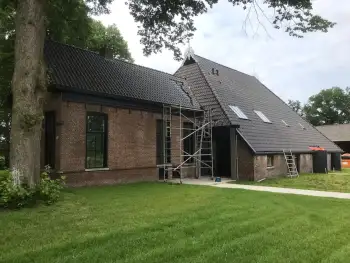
[255,150,344,155]
[55,84,203,112]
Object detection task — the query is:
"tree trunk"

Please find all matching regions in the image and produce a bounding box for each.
[10,0,47,187]
[4,108,11,168]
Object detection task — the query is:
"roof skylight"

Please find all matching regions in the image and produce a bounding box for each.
[229,105,248,119]
[282,120,290,127]
[299,123,306,130]
[254,110,271,123]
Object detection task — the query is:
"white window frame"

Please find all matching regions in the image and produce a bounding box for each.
[229,105,248,120]
[254,110,271,123]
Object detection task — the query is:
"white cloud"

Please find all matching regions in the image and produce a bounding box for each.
[97,0,350,103]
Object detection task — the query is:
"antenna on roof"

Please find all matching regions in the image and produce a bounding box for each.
[181,40,195,66]
[183,40,194,60]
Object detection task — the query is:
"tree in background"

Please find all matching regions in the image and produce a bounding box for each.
[128,0,336,59]
[303,87,350,126]
[87,21,133,62]
[287,99,304,117]
[0,1,132,184]
[4,0,336,186]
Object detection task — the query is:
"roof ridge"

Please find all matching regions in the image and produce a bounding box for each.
[193,54,254,78]
[46,39,187,82]
[193,56,237,123]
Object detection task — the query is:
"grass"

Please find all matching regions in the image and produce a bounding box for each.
[236,169,350,193]
[1,183,350,263]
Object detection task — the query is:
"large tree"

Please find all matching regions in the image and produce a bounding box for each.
[7,0,335,186]
[87,21,134,62]
[303,87,350,126]
[0,2,132,175]
[287,99,304,117]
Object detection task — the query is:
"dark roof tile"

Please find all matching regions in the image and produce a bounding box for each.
[178,54,342,153]
[44,41,199,109]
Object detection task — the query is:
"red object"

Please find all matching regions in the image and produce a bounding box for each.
[309,146,325,151]
[342,153,350,168]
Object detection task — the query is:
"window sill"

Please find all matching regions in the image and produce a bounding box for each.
[267,166,275,170]
[156,164,172,168]
[85,167,110,172]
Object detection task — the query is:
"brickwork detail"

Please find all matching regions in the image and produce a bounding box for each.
[299,154,313,173]
[42,100,197,185]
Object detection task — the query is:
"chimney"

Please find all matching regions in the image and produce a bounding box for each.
[211,68,219,76]
[99,46,114,59]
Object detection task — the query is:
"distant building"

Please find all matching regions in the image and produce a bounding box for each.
[317,124,350,153]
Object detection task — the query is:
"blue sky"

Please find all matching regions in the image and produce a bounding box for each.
[98,0,350,103]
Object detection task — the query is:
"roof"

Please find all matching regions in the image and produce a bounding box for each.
[176,54,342,153]
[316,124,350,142]
[44,41,200,110]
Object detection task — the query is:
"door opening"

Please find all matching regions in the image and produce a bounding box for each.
[44,111,56,169]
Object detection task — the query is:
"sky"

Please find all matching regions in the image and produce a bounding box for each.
[97,0,350,103]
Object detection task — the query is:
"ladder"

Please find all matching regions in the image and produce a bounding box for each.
[283,149,299,178]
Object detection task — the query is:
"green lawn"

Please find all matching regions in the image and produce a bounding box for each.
[1,183,350,263]
[237,169,350,193]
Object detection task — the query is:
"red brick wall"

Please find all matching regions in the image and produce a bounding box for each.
[52,101,194,185]
[237,136,254,180]
[65,167,157,187]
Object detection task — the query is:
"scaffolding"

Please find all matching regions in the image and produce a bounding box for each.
[161,105,214,183]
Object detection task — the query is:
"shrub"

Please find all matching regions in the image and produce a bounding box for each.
[0,172,33,209]
[0,171,65,209]
[37,172,65,205]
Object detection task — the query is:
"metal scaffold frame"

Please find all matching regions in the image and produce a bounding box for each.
[161,104,214,183]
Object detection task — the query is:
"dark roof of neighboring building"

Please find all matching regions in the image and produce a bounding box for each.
[316,124,350,142]
[44,41,200,109]
[176,54,342,153]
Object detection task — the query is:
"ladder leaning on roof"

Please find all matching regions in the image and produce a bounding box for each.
[283,149,299,178]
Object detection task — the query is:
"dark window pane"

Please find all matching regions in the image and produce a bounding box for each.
[87,115,105,132]
[86,134,96,151]
[267,156,274,167]
[86,113,107,169]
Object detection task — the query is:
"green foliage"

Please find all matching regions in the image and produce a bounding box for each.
[0,156,5,170]
[127,0,335,59]
[87,21,134,62]
[0,171,65,209]
[37,172,65,205]
[0,171,33,209]
[304,87,350,126]
[287,99,304,117]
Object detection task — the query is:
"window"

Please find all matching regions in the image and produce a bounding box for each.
[86,112,107,169]
[299,123,306,130]
[156,120,171,164]
[254,110,271,123]
[229,105,248,119]
[267,156,274,167]
[281,120,290,127]
[183,122,195,163]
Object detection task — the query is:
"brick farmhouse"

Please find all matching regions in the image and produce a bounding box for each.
[42,41,342,186]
